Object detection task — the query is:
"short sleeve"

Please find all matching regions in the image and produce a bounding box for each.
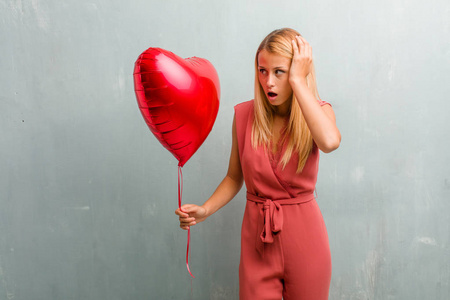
[318,99,332,107]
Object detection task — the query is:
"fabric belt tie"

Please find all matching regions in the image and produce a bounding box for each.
[246,191,315,256]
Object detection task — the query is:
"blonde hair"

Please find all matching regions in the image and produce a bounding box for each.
[252,28,322,172]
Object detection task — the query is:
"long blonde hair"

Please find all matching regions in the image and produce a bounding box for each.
[252,28,322,172]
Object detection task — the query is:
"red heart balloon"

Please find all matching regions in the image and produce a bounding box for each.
[133,48,220,167]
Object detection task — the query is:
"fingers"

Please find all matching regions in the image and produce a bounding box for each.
[175,208,195,223]
[301,36,311,59]
[292,37,299,54]
[293,35,312,58]
[175,205,198,230]
[296,35,304,56]
[179,215,196,230]
[180,219,196,228]
[176,204,195,216]
[174,207,189,218]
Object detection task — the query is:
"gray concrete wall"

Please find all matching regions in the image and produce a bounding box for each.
[1,0,449,299]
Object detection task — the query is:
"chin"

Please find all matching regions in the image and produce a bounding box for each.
[269,101,282,106]
[270,97,289,106]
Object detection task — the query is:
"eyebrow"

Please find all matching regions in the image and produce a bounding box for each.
[258,66,288,69]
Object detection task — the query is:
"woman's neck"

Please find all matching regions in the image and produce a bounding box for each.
[272,96,292,117]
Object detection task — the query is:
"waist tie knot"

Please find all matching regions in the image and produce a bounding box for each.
[261,199,283,244]
[246,191,315,256]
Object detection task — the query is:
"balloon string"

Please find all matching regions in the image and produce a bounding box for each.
[178,166,195,278]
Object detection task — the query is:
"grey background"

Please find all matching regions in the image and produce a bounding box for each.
[1,0,449,299]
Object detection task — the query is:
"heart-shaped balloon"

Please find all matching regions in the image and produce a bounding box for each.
[133,48,220,167]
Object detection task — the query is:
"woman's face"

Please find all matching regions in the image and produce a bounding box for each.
[257,49,293,112]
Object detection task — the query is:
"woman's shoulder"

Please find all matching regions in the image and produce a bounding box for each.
[234,99,254,114]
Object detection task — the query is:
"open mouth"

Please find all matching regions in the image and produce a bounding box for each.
[268,92,277,98]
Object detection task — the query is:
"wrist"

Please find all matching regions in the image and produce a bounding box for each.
[201,204,210,218]
[289,76,307,86]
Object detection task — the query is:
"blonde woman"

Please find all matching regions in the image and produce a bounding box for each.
[175,28,341,299]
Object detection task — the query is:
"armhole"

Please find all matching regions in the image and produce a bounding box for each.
[318,99,332,107]
[234,100,254,160]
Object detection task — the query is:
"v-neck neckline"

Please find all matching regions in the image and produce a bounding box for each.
[269,117,289,162]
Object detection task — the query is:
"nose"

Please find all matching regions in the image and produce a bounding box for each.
[266,74,275,88]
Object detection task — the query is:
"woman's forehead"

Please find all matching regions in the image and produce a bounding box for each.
[257,49,290,68]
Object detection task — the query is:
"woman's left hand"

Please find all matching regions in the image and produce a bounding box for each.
[289,35,313,83]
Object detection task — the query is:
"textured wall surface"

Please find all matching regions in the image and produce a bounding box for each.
[1,0,449,299]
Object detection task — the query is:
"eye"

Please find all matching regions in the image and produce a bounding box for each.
[259,68,267,75]
[275,70,285,75]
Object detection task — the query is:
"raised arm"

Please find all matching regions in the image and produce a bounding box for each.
[175,114,244,229]
[289,35,341,153]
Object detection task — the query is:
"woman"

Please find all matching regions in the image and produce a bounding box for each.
[175,28,341,300]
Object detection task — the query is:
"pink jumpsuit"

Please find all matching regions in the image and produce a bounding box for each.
[235,100,332,300]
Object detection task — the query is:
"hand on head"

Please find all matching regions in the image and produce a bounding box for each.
[289,35,313,83]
